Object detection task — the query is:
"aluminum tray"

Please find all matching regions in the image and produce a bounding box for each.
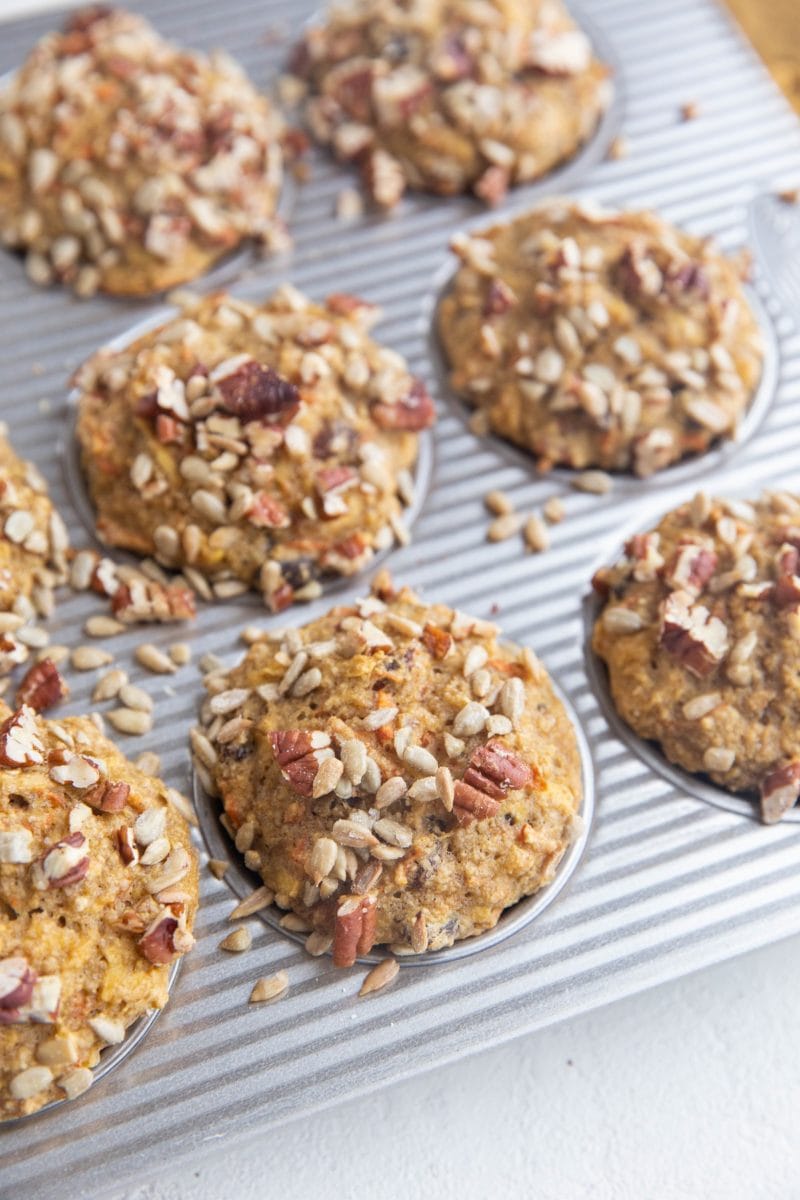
[2,0,800,1196]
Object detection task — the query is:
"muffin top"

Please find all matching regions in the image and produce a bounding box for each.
[592,489,800,822]
[75,287,435,612]
[196,576,582,965]
[0,6,284,297]
[1,705,199,1119]
[0,430,69,687]
[289,0,610,208]
[438,201,763,475]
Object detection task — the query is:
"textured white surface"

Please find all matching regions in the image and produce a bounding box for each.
[3,1,800,1196]
[95,935,800,1200]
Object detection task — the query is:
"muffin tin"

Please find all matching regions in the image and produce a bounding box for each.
[3,0,800,1196]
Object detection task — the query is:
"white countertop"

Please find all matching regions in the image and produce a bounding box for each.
[3,3,799,1195]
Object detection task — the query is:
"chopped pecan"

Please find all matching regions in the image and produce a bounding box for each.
[15,659,68,712]
[462,740,533,800]
[138,914,190,965]
[117,826,138,865]
[422,623,453,660]
[774,574,800,610]
[247,493,290,529]
[84,779,130,813]
[316,465,357,495]
[31,832,89,890]
[617,243,663,300]
[0,957,36,1013]
[111,580,196,623]
[269,729,331,766]
[214,359,300,424]
[332,894,378,968]
[325,292,378,321]
[155,414,184,444]
[372,379,435,431]
[665,261,710,301]
[361,147,405,209]
[452,780,501,826]
[659,590,728,677]
[474,165,510,207]
[625,532,665,582]
[760,762,800,824]
[0,706,44,768]
[270,730,333,798]
[663,542,717,597]
[483,279,517,317]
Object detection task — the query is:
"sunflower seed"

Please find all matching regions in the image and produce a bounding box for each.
[249,971,289,1003]
[359,957,399,996]
[71,645,113,671]
[220,927,252,952]
[107,708,152,736]
[84,615,125,638]
[92,668,128,702]
[230,887,274,919]
[135,643,177,674]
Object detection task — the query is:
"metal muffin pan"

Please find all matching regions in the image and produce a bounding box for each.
[4,0,800,1196]
[194,671,595,968]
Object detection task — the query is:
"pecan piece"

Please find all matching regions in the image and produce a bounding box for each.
[31,832,89,890]
[269,729,331,766]
[452,780,501,826]
[462,740,533,800]
[269,730,333,798]
[625,532,665,583]
[482,279,517,317]
[15,658,68,712]
[372,379,435,431]
[111,580,196,623]
[0,705,44,767]
[663,542,717,597]
[760,762,800,824]
[117,826,138,865]
[659,590,728,677]
[247,493,290,529]
[333,894,378,968]
[138,914,193,965]
[84,779,130,814]
[213,359,300,424]
[422,623,453,660]
[0,957,36,1013]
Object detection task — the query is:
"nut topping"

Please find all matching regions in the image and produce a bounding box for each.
[15,658,68,712]
[139,912,194,964]
[760,762,800,825]
[31,832,89,890]
[0,706,44,767]
[333,894,378,968]
[659,590,728,677]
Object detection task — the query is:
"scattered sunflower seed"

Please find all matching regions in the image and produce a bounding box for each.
[220,927,252,953]
[359,957,399,997]
[249,971,288,1003]
[230,886,273,920]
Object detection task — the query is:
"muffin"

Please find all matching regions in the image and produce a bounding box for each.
[438,200,764,475]
[1,704,199,1118]
[0,6,284,297]
[194,575,583,964]
[592,489,800,823]
[289,0,610,208]
[0,429,69,677]
[74,287,435,612]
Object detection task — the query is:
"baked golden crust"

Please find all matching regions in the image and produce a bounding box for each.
[592,490,800,823]
[74,288,435,612]
[0,704,198,1119]
[0,7,284,298]
[438,201,764,475]
[290,0,610,207]
[197,579,582,962]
